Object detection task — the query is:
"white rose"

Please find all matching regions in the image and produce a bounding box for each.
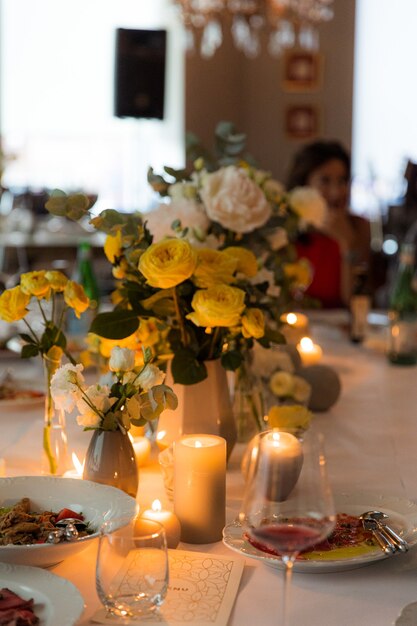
[200,166,272,233]
[137,364,165,392]
[51,363,84,412]
[145,199,210,243]
[266,227,288,251]
[289,186,328,228]
[109,347,135,372]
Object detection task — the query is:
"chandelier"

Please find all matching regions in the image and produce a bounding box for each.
[173,0,335,58]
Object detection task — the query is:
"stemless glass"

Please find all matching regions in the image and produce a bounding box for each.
[240,428,335,626]
[96,517,169,619]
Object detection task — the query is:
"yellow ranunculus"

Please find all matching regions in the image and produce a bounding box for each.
[241,307,265,339]
[267,404,313,432]
[223,247,258,277]
[186,284,246,328]
[45,345,64,363]
[0,286,30,322]
[283,258,312,290]
[139,239,197,289]
[45,270,68,292]
[64,281,90,318]
[104,231,123,263]
[269,371,294,397]
[193,248,237,288]
[20,271,51,299]
[112,258,129,280]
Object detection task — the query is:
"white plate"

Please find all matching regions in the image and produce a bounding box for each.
[0,562,84,625]
[223,491,417,573]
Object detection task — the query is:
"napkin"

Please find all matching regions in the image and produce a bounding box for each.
[91,549,244,626]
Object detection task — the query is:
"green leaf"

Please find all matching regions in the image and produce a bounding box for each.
[171,350,207,385]
[18,333,35,345]
[221,350,243,371]
[90,310,140,339]
[21,344,39,359]
[101,412,118,431]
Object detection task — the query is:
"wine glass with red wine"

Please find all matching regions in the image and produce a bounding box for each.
[240,429,335,626]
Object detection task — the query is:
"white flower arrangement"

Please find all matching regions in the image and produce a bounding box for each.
[51,346,177,432]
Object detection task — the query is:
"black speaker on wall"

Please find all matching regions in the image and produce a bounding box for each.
[114,28,166,120]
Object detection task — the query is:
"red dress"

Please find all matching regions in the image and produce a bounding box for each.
[296,232,343,308]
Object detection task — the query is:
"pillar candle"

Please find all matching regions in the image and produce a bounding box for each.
[296,336,323,366]
[260,430,303,501]
[174,434,226,544]
[132,436,151,468]
[141,499,181,548]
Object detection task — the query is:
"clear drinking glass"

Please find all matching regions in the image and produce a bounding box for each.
[96,517,169,619]
[240,429,335,626]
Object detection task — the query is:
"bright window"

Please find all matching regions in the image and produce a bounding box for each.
[352,0,417,216]
[0,0,184,213]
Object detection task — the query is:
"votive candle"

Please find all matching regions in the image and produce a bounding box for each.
[174,434,226,544]
[280,312,310,344]
[260,430,303,501]
[296,336,323,366]
[131,436,151,468]
[141,499,181,548]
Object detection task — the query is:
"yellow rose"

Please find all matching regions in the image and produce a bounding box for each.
[283,258,312,290]
[45,270,68,292]
[268,404,313,432]
[223,247,258,277]
[64,281,90,318]
[193,248,237,288]
[139,239,197,289]
[186,284,246,328]
[0,286,30,322]
[104,231,122,263]
[20,271,51,299]
[241,308,265,339]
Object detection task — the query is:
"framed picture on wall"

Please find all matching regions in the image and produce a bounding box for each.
[282,51,322,92]
[285,105,320,140]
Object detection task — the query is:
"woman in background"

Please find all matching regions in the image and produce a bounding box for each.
[287,140,371,307]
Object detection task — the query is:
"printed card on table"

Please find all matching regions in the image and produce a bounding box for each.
[91,549,244,626]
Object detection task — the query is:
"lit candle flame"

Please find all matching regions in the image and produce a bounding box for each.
[300,336,314,351]
[195,440,202,448]
[152,499,162,512]
[156,430,166,441]
[286,312,298,325]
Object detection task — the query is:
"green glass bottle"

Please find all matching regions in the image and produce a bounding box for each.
[67,241,100,335]
[387,243,417,365]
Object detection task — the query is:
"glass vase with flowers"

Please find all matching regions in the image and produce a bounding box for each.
[0,269,91,474]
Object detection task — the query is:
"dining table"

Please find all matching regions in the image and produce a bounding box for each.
[2,310,417,626]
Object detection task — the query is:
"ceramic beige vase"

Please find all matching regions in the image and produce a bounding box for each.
[83,429,138,498]
[156,359,237,460]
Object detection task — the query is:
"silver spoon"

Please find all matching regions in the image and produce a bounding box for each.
[363,510,409,552]
[359,515,397,554]
[55,517,88,531]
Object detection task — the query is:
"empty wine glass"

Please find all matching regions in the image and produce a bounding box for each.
[96,517,169,619]
[240,429,335,626]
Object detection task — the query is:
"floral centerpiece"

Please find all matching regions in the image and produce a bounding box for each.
[0,270,90,474]
[45,122,326,446]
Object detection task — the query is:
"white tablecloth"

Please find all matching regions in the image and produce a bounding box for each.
[1,316,417,626]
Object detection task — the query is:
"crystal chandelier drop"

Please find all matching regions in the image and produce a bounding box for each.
[173,0,335,58]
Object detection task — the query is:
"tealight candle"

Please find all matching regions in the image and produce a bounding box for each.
[131,436,151,468]
[280,312,310,344]
[63,453,84,479]
[174,434,226,544]
[261,430,303,501]
[141,499,181,548]
[296,336,323,366]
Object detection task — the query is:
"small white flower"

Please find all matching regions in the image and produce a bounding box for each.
[75,384,114,429]
[263,178,285,202]
[137,364,165,391]
[250,267,281,297]
[289,187,327,229]
[267,227,288,251]
[145,199,210,243]
[76,411,102,429]
[50,363,84,412]
[109,347,135,372]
